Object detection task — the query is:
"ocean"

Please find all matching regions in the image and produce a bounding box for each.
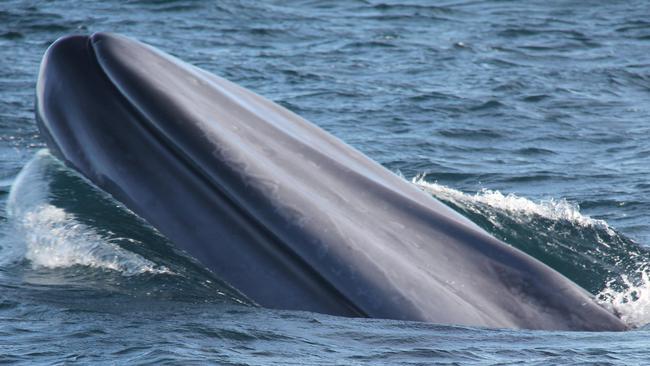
[2,0,650,364]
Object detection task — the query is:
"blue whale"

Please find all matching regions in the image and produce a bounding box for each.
[35,32,625,331]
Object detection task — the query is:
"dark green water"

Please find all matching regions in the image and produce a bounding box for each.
[2,1,650,364]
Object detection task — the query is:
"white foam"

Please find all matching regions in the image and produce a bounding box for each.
[412,175,616,236]
[6,150,171,276]
[597,269,650,328]
[17,203,170,275]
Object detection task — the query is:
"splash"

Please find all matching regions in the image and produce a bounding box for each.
[598,269,650,328]
[16,203,170,275]
[6,150,170,276]
[412,175,615,235]
[412,174,650,328]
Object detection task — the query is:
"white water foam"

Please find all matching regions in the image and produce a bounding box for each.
[412,175,616,236]
[16,203,170,275]
[598,270,650,328]
[6,150,170,276]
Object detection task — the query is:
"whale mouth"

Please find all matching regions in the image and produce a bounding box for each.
[34,32,627,331]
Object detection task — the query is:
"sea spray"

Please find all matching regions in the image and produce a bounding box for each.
[598,269,650,328]
[413,175,615,234]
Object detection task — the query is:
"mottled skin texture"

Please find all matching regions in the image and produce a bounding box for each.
[35,33,626,331]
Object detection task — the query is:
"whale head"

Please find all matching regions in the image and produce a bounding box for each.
[35,33,628,331]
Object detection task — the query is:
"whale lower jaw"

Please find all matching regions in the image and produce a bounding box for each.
[35,32,627,331]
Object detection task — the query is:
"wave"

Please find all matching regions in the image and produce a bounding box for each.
[413,175,650,328]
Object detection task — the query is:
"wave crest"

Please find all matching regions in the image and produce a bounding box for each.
[413,176,615,235]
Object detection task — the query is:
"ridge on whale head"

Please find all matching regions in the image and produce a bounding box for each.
[35,32,626,331]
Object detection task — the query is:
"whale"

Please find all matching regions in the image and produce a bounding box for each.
[34,32,626,331]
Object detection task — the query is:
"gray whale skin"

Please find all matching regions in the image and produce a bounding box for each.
[35,32,626,331]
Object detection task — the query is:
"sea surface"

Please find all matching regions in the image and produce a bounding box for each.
[2,0,650,364]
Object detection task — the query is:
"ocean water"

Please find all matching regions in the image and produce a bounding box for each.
[2,0,650,364]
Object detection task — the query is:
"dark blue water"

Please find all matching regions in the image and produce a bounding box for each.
[2,0,650,364]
